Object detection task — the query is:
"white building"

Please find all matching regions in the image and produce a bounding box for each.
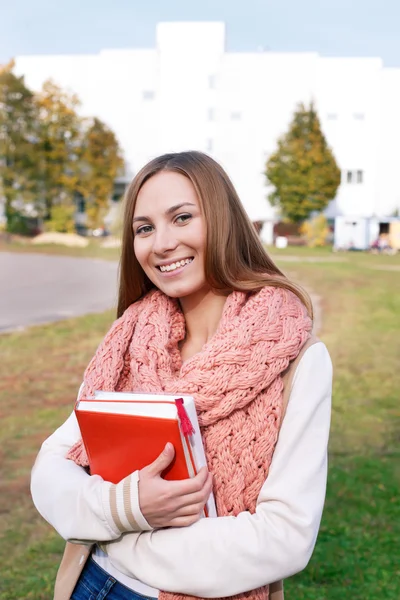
[13,21,400,237]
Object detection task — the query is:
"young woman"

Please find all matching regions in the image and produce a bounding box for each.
[31,151,332,600]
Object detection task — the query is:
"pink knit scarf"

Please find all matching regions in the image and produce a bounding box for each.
[68,286,312,600]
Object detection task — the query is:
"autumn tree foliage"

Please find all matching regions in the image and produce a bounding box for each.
[78,117,124,229]
[0,62,42,230]
[266,102,341,223]
[0,64,124,233]
[35,80,83,219]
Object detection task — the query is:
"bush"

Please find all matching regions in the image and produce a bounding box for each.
[6,212,32,235]
[300,214,330,247]
[45,205,75,234]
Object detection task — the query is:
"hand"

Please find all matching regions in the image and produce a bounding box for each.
[138,443,213,529]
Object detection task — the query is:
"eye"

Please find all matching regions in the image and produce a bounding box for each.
[175,213,192,224]
[135,224,153,236]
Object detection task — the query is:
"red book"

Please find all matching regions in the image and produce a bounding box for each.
[75,390,217,517]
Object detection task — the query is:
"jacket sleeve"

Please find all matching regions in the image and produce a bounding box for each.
[30,410,152,544]
[104,342,332,597]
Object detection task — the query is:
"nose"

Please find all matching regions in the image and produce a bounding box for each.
[152,225,178,255]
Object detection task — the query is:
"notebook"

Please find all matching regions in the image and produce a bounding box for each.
[75,389,217,518]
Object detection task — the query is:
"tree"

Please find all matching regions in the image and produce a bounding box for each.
[78,117,124,229]
[265,102,341,223]
[0,69,124,234]
[0,61,42,229]
[35,80,83,219]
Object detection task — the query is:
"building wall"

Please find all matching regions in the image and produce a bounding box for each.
[316,58,383,218]
[378,69,400,216]
[13,21,400,222]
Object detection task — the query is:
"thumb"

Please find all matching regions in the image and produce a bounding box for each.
[147,443,175,477]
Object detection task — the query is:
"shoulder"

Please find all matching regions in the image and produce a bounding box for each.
[254,285,311,321]
[280,340,332,416]
[295,341,332,377]
[289,341,333,403]
[276,341,332,441]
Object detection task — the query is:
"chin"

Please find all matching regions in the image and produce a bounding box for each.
[159,281,208,300]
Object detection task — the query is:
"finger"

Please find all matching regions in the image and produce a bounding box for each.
[144,443,175,477]
[174,502,207,518]
[167,514,202,528]
[167,466,210,496]
[175,475,214,509]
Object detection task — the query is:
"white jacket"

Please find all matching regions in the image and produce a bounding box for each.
[31,341,332,598]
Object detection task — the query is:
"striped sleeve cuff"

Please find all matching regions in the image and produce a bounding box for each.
[101,471,153,533]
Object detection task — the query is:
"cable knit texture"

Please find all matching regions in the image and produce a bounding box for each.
[67,286,312,600]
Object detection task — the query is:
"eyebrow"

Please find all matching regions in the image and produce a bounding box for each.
[132,202,196,223]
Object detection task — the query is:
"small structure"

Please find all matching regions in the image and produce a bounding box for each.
[369,217,400,251]
[334,216,370,250]
[389,219,400,250]
[334,216,400,251]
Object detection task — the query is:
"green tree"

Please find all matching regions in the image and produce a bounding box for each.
[36,80,83,220]
[265,102,341,223]
[1,69,124,234]
[78,117,124,229]
[0,61,42,230]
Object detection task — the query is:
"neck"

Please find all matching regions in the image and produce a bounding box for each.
[179,288,229,345]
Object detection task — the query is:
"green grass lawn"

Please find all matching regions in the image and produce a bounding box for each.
[0,236,121,262]
[0,247,399,599]
[277,250,400,599]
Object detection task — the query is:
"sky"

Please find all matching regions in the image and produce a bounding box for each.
[1,0,400,67]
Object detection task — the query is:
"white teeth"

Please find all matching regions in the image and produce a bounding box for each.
[159,258,193,272]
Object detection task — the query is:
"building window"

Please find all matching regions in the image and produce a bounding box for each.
[206,138,213,152]
[231,111,242,120]
[343,170,364,184]
[208,108,215,121]
[142,90,155,100]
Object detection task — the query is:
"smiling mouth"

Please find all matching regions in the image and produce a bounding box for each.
[157,258,194,273]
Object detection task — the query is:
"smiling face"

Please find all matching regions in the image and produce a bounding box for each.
[133,170,209,301]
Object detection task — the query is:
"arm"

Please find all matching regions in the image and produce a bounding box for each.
[105,342,332,597]
[30,410,152,544]
[31,400,212,543]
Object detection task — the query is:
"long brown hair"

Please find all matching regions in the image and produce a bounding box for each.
[117,151,313,319]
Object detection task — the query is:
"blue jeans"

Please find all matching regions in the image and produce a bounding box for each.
[71,556,157,600]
